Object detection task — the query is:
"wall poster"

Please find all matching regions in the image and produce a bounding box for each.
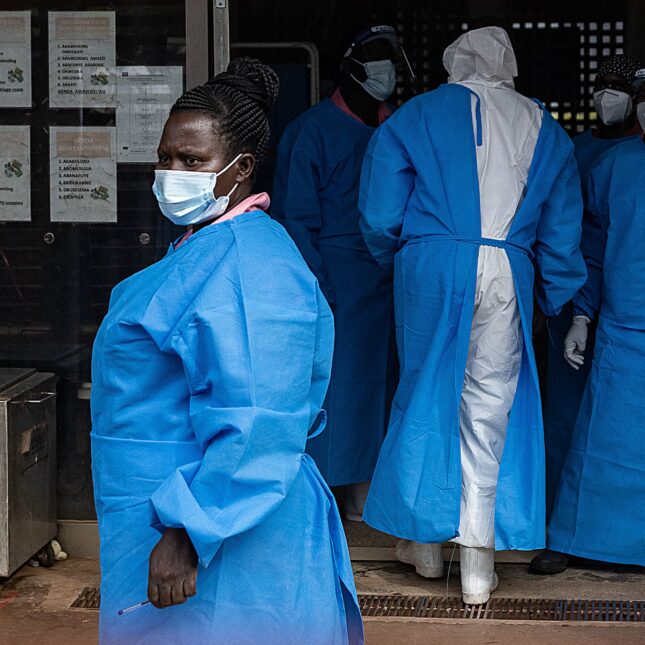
[116,66,183,163]
[0,126,30,221]
[48,11,116,109]
[50,126,117,223]
[0,11,32,108]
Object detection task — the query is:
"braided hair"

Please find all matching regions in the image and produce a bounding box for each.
[596,55,642,85]
[171,57,279,168]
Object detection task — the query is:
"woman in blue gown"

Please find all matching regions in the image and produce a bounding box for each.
[91,58,363,645]
[547,88,645,568]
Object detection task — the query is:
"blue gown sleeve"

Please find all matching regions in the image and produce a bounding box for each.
[272,126,336,306]
[533,145,588,316]
[148,263,334,568]
[358,112,416,269]
[572,161,610,319]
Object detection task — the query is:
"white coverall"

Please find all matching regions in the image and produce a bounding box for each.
[444,29,543,548]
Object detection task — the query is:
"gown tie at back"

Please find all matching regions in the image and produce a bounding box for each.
[405,233,532,259]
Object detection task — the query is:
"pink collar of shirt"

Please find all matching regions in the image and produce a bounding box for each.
[216,191,270,223]
[331,88,391,126]
[175,192,270,249]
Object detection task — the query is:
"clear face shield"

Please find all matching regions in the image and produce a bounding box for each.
[632,68,645,97]
[343,26,416,82]
[400,46,416,81]
[633,70,645,132]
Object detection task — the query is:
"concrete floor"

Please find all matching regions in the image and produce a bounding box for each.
[0,558,98,645]
[363,620,645,644]
[354,559,645,599]
[1,556,644,644]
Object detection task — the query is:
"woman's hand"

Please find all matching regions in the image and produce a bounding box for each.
[148,528,198,609]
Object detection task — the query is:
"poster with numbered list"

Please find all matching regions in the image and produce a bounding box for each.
[0,126,30,221]
[0,11,32,108]
[50,127,117,223]
[116,66,183,163]
[48,11,116,109]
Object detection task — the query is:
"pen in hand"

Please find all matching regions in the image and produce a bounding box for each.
[118,600,150,615]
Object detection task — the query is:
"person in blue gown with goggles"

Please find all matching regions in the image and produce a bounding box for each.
[532,54,643,575]
[272,24,413,521]
[91,57,363,645]
[543,73,645,573]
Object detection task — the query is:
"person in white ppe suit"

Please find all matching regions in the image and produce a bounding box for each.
[358,26,586,605]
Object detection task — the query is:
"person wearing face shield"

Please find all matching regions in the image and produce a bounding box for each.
[91,58,363,645]
[531,55,643,575]
[272,25,412,521]
[544,80,645,572]
[358,26,586,605]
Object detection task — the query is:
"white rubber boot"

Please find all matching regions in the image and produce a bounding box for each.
[344,481,371,522]
[395,539,445,578]
[460,545,499,605]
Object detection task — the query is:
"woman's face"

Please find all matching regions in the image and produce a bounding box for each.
[156,111,252,199]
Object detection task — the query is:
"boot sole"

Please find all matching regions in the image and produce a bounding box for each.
[528,561,568,575]
[344,512,363,522]
[396,551,445,579]
[528,564,568,575]
[462,572,499,605]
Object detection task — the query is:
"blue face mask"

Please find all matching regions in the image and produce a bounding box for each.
[152,154,242,226]
[349,58,397,101]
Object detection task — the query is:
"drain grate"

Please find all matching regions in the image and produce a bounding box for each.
[71,588,645,622]
[71,586,101,609]
[358,595,645,622]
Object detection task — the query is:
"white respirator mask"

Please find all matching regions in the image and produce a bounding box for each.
[152,154,241,226]
[350,58,397,101]
[593,89,633,125]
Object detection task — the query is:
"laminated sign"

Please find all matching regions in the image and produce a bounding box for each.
[0,11,32,108]
[49,12,116,108]
[116,66,183,163]
[0,126,30,221]
[50,127,117,222]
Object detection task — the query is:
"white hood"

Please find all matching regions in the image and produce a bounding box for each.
[443,26,517,88]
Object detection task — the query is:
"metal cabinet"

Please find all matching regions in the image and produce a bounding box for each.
[0,368,57,577]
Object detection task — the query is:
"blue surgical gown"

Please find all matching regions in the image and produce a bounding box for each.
[91,211,363,645]
[272,98,397,486]
[358,84,587,550]
[543,129,638,516]
[548,137,645,565]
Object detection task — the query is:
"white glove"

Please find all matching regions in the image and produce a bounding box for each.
[564,315,591,370]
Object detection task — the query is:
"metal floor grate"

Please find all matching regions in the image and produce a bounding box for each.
[358,595,645,622]
[71,588,645,622]
[71,586,100,609]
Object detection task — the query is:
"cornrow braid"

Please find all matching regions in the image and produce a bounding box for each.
[171,57,279,167]
[597,54,642,84]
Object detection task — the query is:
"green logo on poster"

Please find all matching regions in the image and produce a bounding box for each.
[8,67,24,83]
[4,160,23,178]
[91,185,110,200]
[91,71,109,86]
